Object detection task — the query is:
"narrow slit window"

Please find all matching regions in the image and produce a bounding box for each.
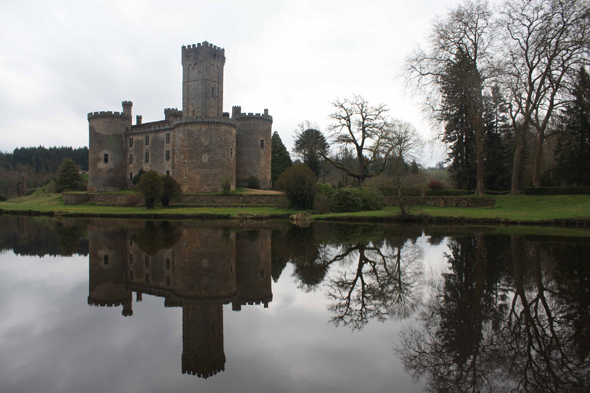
[129,153,133,164]
[129,137,134,148]
[145,135,149,146]
[145,151,149,163]
[103,255,109,265]
[103,154,109,163]
[230,148,233,158]
[166,150,170,161]
[260,139,265,148]
[166,259,170,269]
[129,172,133,181]
[165,133,170,143]
[145,256,149,268]
[165,170,169,176]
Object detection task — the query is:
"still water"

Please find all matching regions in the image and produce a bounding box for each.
[0,216,588,392]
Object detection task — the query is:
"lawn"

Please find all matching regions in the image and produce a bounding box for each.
[2,194,590,224]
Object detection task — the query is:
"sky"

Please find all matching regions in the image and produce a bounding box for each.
[0,0,471,165]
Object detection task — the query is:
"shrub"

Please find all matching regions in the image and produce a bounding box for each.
[378,187,423,196]
[136,170,164,209]
[132,169,146,186]
[427,180,444,190]
[56,158,85,193]
[425,189,474,196]
[313,194,332,214]
[0,195,6,202]
[247,175,260,189]
[316,183,336,198]
[160,175,182,207]
[359,188,385,211]
[220,174,232,195]
[331,188,363,213]
[524,186,590,195]
[25,189,36,196]
[275,164,317,209]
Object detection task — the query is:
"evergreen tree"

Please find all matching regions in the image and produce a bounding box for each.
[55,158,85,192]
[554,67,590,186]
[271,131,292,185]
[440,55,477,190]
[293,128,328,178]
[482,86,512,191]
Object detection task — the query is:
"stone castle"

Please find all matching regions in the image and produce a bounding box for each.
[87,41,272,193]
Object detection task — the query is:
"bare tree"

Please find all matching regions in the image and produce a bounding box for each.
[405,0,495,195]
[324,95,420,187]
[498,0,590,191]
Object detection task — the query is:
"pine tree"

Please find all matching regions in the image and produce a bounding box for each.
[55,158,85,193]
[271,131,292,185]
[482,86,512,191]
[554,67,590,186]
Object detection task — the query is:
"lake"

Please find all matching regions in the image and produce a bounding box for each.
[0,215,588,392]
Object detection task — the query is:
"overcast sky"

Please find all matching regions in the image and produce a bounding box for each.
[0,0,474,164]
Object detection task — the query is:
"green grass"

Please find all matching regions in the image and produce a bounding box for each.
[2,194,590,224]
[0,194,295,218]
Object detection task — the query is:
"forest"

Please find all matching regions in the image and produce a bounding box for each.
[0,146,88,197]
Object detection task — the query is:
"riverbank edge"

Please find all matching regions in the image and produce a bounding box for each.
[2,207,590,229]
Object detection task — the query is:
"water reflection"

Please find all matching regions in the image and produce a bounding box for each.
[88,220,272,378]
[396,234,590,392]
[0,216,588,391]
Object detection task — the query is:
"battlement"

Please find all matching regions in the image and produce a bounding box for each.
[182,41,225,53]
[128,121,174,134]
[122,101,133,106]
[88,111,132,120]
[232,106,272,122]
[175,117,237,128]
[164,108,183,116]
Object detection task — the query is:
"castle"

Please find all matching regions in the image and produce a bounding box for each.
[87,41,272,193]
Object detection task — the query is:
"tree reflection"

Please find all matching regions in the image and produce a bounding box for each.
[397,235,590,392]
[326,236,423,330]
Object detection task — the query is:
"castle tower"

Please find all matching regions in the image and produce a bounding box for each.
[233,230,272,311]
[87,224,133,316]
[182,42,225,118]
[232,107,273,189]
[87,102,132,192]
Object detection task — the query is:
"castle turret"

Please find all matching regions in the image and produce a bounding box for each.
[233,107,273,189]
[182,42,225,118]
[87,101,132,192]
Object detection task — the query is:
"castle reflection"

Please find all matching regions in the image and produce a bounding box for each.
[87,221,272,379]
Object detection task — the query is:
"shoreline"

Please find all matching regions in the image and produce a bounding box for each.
[2,206,590,229]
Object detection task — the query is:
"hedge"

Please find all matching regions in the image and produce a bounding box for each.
[524,186,590,195]
[425,189,474,196]
[378,187,423,196]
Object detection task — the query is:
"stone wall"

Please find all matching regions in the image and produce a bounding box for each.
[384,196,496,207]
[181,194,283,205]
[63,193,144,207]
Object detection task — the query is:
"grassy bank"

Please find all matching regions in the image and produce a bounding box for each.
[1,194,590,226]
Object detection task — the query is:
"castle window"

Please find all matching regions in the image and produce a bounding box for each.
[260,268,265,279]
[260,139,265,148]
[184,173,187,179]
[166,276,170,287]
[145,151,149,163]
[129,172,133,181]
[182,161,186,165]
[130,237,133,246]
[166,170,169,176]
[129,254,134,264]
[230,148,233,158]
[212,86,215,95]
[129,270,134,280]
[145,273,150,284]
[166,150,170,161]
[103,255,109,265]
[129,137,133,148]
[166,259,170,269]
[103,154,109,164]
[145,256,150,268]
[166,133,170,143]
[129,154,133,164]
[145,135,149,146]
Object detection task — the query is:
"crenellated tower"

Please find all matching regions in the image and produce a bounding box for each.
[182,42,225,118]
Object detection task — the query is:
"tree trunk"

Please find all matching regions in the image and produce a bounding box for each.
[532,129,545,187]
[511,128,525,194]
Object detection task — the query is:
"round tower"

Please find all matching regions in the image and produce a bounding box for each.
[233,107,273,189]
[87,101,132,192]
[234,230,272,310]
[182,42,225,118]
